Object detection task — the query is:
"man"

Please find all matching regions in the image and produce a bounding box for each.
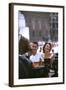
[30,42,43,68]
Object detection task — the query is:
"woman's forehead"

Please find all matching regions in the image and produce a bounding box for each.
[45,43,50,46]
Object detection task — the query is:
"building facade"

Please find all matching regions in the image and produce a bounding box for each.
[19,11,58,42]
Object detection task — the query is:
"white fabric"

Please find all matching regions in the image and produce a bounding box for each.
[30,53,44,62]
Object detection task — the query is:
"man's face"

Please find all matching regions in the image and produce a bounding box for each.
[31,44,38,55]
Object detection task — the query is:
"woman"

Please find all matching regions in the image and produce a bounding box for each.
[43,43,54,77]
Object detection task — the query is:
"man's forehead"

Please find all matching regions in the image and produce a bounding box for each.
[30,43,38,50]
[33,43,37,46]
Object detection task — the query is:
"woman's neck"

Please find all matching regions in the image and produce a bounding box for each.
[44,52,51,59]
[45,51,50,55]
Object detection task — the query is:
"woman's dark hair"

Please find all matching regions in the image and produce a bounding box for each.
[43,43,52,53]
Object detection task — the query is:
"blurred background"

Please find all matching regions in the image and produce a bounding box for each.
[18,11,58,54]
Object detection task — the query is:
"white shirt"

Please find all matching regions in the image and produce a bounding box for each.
[30,53,44,62]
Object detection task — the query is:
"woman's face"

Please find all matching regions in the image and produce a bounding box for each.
[44,44,51,53]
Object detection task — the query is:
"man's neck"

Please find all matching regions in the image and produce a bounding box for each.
[32,53,37,56]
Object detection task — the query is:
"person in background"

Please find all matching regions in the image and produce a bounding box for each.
[30,42,44,68]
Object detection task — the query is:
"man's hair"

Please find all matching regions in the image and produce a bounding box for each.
[19,36,30,54]
[33,42,38,47]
